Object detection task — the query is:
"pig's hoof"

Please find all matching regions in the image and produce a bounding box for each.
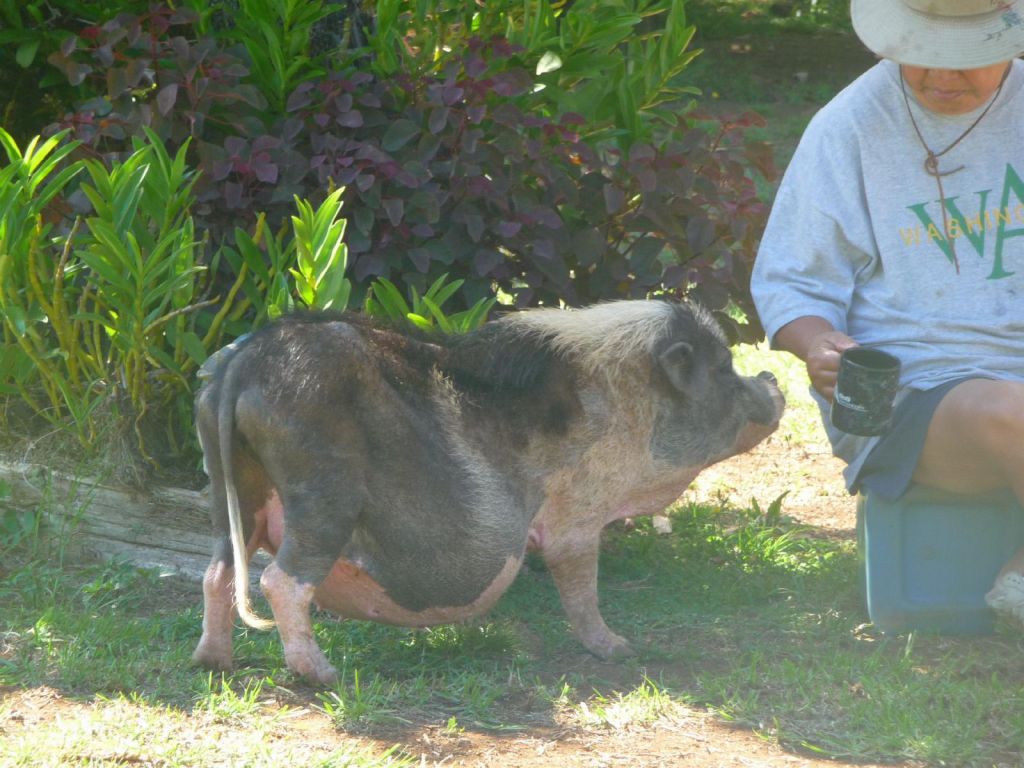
[191,646,233,673]
[301,665,339,688]
[190,651,232,671]
[286,653,338,687]
[583,633,635,660]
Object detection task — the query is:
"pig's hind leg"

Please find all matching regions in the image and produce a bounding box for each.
[259,482,360,687]
[260,560,339,686]
[192,539,237,672]
[192,426,272,673]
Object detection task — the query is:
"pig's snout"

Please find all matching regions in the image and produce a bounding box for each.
[752,369,785,426]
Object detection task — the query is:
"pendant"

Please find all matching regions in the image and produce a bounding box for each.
[924,152,964,178]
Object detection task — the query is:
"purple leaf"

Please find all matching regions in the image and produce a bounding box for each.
[382,198,404,226]
[629,143,656,163]
[635,167,657,194]
[211,160,232,182]
[530,206,562,229]
[156,83,178,115]
[687,216,716,253]
[533,239,555,260]
[224,136,248,156]
[573,228,605,266]
[409,247,431,273]
[254,160,278,184]
[252,135,281,152]
[354,254,385,282]
[465,55,486,78]
[394,169,420,189]
[496,220,521,238]
[286,88,313,112]
[336,109,364,128]
[428,107,449,135]
[465,214,484,243]
[96,44,114,68]
[473,248,504,275]
[382,119,419,151]
[124,58,149,88]
[603,184,626,214]
[442,84,464,105]
[337,167,359,185]
[171,36,189,60]
[225,181,243,209]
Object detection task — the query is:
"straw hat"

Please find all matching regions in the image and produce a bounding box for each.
[851,0,1024,68]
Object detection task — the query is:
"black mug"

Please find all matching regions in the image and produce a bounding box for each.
[830,347,901,437]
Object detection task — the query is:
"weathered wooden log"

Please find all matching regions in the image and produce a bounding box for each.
[0,460,237,580]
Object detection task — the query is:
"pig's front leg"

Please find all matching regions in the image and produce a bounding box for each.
[540,531,634,659]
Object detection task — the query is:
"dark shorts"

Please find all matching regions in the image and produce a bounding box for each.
[852,377,974,502]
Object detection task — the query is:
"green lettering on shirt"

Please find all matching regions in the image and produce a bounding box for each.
[907,190,991,267]
[993,163,1024,279]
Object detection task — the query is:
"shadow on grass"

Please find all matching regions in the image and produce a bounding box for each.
[3,500,1024,766]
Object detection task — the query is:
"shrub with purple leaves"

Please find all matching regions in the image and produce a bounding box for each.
[46,8,775,342]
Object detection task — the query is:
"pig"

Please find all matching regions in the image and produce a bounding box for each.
[191,299,784,685]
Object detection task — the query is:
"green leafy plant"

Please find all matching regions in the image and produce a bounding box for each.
[290,186,351,312]
[74,129,218,455]
[49,6,773,341]
[0,0,153,143]
[516,0,701,148]
[364,274,497,334]
[366,0,699,149]
[0,126,238,463]
[219,188,353,328]
[0,127,86,420]
[223,0,336,114]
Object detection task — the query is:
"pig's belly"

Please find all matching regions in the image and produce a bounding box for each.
[312,555,522,627]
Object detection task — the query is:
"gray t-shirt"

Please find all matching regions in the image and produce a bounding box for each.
[751,59,1024,479]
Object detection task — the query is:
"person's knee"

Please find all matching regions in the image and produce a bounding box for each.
[917,381,1024,492]
[968,383,1024,463]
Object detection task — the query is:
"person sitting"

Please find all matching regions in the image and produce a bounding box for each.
[750,0,1024,618]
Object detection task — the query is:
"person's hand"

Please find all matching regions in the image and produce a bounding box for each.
[805,330,858,401]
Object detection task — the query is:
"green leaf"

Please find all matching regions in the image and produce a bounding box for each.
[370,278,411,320]
[421,296,454,334]
[233,229,272,283]
[426,276,464,309]
[382,119,420,152]
[406,313,434,332]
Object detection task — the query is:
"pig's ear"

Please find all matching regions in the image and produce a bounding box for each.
[657,341,694,393]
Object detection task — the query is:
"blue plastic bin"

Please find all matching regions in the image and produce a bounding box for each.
[857,484,1024,634]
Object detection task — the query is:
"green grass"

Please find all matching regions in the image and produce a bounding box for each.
[4,427,1024,768]
[687,0,853,40]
